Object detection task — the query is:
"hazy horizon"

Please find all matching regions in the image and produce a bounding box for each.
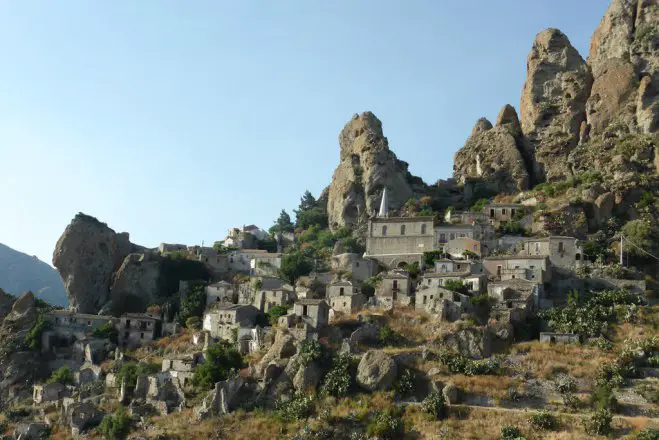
[0,1,609,266]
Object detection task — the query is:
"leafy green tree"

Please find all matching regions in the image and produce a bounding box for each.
[295,190,329,230]
[269,209,295,235]
[192,342,244,390]
[279,251,313,285]
[298,339,323,366]
[179,282,206,326]
[185,316,202,330]
[47,367,74,385]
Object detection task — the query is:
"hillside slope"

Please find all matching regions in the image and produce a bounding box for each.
[0,242,67,307]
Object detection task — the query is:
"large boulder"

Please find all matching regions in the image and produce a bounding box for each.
[327,112,423,230]
[3,291,36,330]
[442,327,491,359]
[195,376,246,419]
[293,361,322,392]
[520,28,593,183]
[453,108,531,193]
[356,350,397,392]
[52,213,138,313]
[255,331,297,377]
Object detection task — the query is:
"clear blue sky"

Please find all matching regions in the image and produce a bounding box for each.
[0,1,608,265]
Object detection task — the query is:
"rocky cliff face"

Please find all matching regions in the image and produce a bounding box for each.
[453,106,530,193]
[588,0,659,135]
[520,28,593,183]
[53,213,139,313]
[454,1,657,193]
[327,112,422,230]
[53,213,212,314]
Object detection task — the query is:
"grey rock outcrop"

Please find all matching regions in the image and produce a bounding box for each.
[442,327,491,359]
[520,28,593,182]
[586,0,658,134]
[14,422,50,440]
[454,109,530,193]
[327,112,420,230]
[109,253,163,311]
[293,361,322,392]
[255,330,297,377]
[356,350,397,392]
[195,376,246,419]
[62,400,104,436]
[53,213,137,313]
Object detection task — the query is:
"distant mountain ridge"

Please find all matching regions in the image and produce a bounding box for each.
[0,242,68,307]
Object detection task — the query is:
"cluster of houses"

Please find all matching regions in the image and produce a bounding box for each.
[41,189,630,381]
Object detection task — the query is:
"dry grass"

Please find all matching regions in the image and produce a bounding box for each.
[514,340,613,381]
[613,306,659,342]
[447,374,519,400]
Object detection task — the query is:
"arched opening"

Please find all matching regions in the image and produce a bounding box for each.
[575,253,581,261]
[397,261,407,269]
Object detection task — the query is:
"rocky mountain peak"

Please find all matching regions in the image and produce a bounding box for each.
[520,27,593,183]
[469,118,493,140]
[53,213,137,313]
[495,104,522,135]
[328,111,418,230]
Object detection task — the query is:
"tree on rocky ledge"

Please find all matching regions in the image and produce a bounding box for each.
[269,209,295,235]
[279,251,313,285]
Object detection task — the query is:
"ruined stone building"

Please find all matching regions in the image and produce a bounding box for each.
[118,313,161,348]
[202,304,259,340]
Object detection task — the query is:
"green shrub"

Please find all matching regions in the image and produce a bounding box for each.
[185,316,201,329]
[591,383,618,411]
[443,279,468,294]
[267,305,289,325]
[378,326,399,346]
[276,394,314,422]
[321,354,352,398]
[99,407,132,439]
[421,390,446,420]
[115,362,160,389]
[179,282,206,325]
[23,314,50,350]
[92,322,118,344]
[192,342,244,390]
[636,383,659,405]
[583,409,612,436]
[500,425,525,440]
[635,427,659,440]
[366,409,404,439]
[47,367,74,385]
[529,410,558,430]
[395,369,415,397]
[299,339,323,366]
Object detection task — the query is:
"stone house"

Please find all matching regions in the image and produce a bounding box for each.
[518,236,583,271]
[365,216,436,269]
[539,332,580,344]
[42,311,116,351]
[236,326,266,355]
[376,270,412,299]
[205,281,235,306]
[483,255,551,283]
[445,237,483,258]
[162,353,203,388]
[250,253,282,277]
[434,224,476,246]
[327,280,360,298]
[487,279,541,323]
[329,293,367,314]
[118,313,162,348]
[434,259,483,275]
[199,254,228,277]
[330,253,378,282]
[158,243,188,254]
[33,382,71,405]
[420,271,470,290]
[415,286,470,321]
[202,304,259,340]
[252,288,295,313]
[482,203,529,227]
[293,299,330,330]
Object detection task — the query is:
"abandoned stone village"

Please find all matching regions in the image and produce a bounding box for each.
[0,0,658,438]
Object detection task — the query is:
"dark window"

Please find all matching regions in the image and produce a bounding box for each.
[502,209,507,215]
[124,331,129,338]
[421,224,427,235]
[576,253,581,261]
[393,280,398,290]
[423,295,427,304]
[126,319,131,327]
[355,262,360,267]
[439,233,446,242]
[140,332,144,339]
[302,305,308,316]
[382,226,387,236]
[490,209,495,218]
[339,287,344,296]
[558,242,564,252]
[400,225,406,235]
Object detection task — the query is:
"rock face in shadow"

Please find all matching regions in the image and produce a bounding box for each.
[53,213,138,313]
[520,28,593,183]
[327,112,421,230]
